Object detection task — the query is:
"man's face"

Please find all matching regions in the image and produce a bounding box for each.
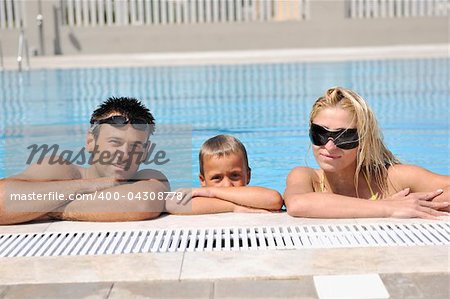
[88,124,149,180]
[199,153,250,187]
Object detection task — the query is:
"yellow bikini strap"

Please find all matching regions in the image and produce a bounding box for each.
[362,171,378,200]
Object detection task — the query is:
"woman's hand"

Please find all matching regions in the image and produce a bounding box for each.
[382,188,449,219]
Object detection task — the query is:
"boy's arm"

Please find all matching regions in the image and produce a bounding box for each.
[166,196,270,215]
[167,196,235,215]
[195,186,283,211]
[48,170,169,222]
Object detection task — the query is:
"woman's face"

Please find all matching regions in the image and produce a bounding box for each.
[311,107,358,173]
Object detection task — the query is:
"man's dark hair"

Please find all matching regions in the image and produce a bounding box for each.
[90,97,155,137]
[90,97,155,125]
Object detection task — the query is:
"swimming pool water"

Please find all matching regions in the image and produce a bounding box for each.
[1,58,449,193]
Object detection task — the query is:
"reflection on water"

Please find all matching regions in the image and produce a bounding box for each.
[1,58,449,192]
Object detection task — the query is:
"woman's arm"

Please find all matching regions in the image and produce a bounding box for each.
[388,164,450,208]
[284,167,449,219]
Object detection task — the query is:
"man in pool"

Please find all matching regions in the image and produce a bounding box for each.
[166,134,282,214]
[0,97,169,224]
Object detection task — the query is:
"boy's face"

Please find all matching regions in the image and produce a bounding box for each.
[199,153,250,187]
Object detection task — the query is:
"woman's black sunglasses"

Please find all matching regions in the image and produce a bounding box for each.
[91,115,149,131]
[309,123,359,150]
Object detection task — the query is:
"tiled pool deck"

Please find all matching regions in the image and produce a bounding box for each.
[0,213,449,298]
[2,44,448,70]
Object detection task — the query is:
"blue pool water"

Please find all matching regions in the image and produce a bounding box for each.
[0,58,449,193]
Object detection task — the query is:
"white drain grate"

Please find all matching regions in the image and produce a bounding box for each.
[0,223,449,257]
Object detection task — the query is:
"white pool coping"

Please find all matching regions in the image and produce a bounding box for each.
[2,44,448,71]
[0,213,449,285]
[1,212,449,234]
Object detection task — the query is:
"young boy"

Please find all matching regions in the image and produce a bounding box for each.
[166,135,282,214]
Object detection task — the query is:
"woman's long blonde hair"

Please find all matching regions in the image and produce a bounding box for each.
[310,87,400,196]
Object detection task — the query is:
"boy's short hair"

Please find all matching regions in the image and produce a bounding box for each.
[199,134,250,175]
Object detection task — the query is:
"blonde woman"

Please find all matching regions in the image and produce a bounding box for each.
[284,87,450,219]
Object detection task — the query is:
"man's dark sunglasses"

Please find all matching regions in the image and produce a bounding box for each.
[309,123,359,150]
[91,115,149,131]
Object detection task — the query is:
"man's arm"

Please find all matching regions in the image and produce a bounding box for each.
[0,159,116,225]
[48,169,169,221]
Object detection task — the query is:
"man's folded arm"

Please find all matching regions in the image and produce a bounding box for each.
[0,160,115,225]
[48,170,170,222]
[48,179,168,221]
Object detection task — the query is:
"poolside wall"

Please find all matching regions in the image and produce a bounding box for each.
[0,0,448,57]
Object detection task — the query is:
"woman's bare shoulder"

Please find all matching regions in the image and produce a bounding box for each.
[286,166,320,185]
[288,166,317,177]
[387,163,449,192]
[388,164,428,181]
